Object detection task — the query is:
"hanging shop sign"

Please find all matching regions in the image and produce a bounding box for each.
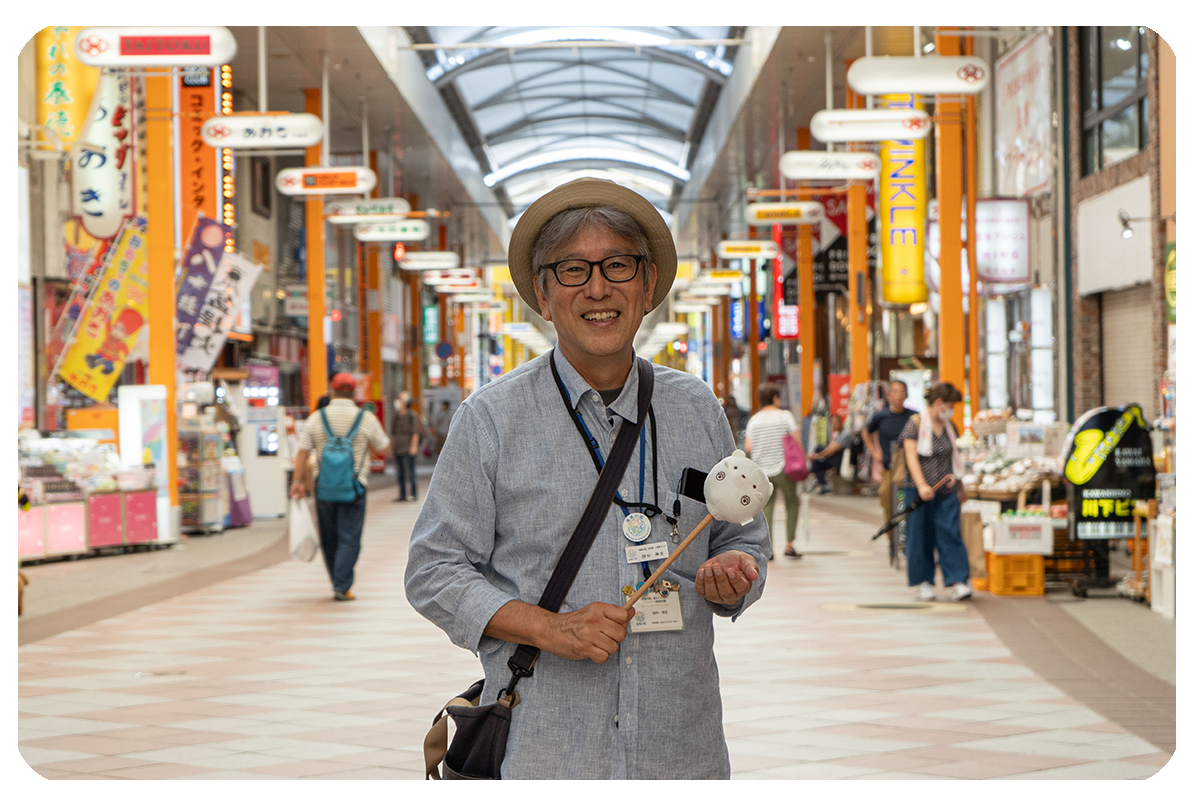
[780,150,881,182]
[47,239,111,379]
[74,27,237,68]
[695,269,744,283]
[746,201,823,227]
[283,284,308,316]
[846,55,990,96]
[975,199,1031,282]
[793,190,878,293]
[772,225,798,340]
[71,70,137,240]
[810,108,931,143]
[995,31,1052,197]
[58,217,150,402]
[354,219,431,242]
[730,297,746,340]
[398,251,461,271]
[1166,243,1176,323]
[175,214,234,356]
[879,94,928,305]
[466,300,508,312]
[325,196,412,223]
[35,26,99,148]
[434,281,481,294]
[1063,404,1156,540]
[717,240,779,259]
[179,69,219,243]
[423,269,477,285]
[200,111,323,149]
[275,166,376,196]
[179,251,264,377]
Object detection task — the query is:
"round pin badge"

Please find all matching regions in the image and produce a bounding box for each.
[622,512,652,543]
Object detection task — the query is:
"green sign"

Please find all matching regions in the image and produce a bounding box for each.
[422,306,439,345]
[1166,243,1176,323]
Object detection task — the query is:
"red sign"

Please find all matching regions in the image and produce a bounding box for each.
[120,36,210,56]
[828,374,851,421]
[771,224,798,339]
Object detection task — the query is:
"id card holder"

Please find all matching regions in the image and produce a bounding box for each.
[629,590,684,633]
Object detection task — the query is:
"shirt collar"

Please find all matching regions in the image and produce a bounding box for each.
[551,348,642,424]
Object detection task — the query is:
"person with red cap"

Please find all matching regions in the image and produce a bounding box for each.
[85,306,144,375]
[291,372,389,601]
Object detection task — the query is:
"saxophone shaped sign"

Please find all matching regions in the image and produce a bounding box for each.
[1062,405,1156,540]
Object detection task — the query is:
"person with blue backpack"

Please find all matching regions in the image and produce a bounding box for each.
[290,373,390,601]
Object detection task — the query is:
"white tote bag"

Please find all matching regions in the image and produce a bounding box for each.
[289,498,320,562]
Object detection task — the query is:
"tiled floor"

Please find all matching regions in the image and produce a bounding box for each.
[17,483,1177,780]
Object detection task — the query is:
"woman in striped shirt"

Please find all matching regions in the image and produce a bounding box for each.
[744,383,803,559]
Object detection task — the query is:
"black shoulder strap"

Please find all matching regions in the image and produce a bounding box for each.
[503,357,654,693]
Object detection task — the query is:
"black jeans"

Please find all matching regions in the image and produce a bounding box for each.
[395,453,417,499]
[315,491,367,594]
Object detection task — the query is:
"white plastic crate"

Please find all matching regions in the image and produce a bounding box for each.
[993,516,1054,555]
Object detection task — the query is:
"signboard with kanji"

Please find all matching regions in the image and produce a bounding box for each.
[175,214,233,356]
[179,251,264,377]
[35,26,98,148]
[70,70,137,240]
[1063,405,1157,540]
[201,112,323,149]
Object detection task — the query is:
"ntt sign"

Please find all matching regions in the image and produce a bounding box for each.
[75,27,237,67]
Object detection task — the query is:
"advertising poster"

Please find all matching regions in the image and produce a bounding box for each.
[178,68,219,247]
[995,31,1052,197]
[47,234,113,376]
[771,224,798,339]
[58,217,149,401]
[140,398,168,498]
[1063,405,1157,540]
[808,190,878,293]
[19,286,34,429]
[175,214,233,355]
[71,69,137,240]
[879,93,928,304]
[179,251,264,377]
[34,26,98,148]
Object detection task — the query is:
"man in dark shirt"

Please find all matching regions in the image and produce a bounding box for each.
[866,381,916,522]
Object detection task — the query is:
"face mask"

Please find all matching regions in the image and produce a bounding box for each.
[938,407,954,422]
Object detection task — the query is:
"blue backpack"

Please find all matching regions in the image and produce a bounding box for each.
[316,407,366,503]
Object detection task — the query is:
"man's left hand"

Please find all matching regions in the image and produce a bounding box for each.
[695,550,760,605]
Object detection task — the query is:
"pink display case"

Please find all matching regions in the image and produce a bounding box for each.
[45,503,87,555]
[123,490,159,543]
[18,507,47,560]
[86,493,123,547]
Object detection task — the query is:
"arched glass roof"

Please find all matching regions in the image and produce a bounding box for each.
[403,26,742,223]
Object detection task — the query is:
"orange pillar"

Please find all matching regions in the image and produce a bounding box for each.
[453,300,466,401]
[848,184,870,388]
[936,28,965,430]
[367,246,383,404]
[407,271,423,409]
[964,32,980,424]
[746,252,760,414]
[798,222,816,416]
[304,88,327,407]
[145,70,178,511]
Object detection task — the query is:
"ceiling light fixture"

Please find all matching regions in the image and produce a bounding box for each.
[1118,209,1175,238]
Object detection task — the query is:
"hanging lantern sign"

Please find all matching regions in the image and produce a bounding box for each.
[717,240,779,259]
[695,269,745,283]
[399,251,462,271]
[326,196,412,224]
[467,300,509,312]
[779,151,880,182]
[423,269,478,286]
[275,166,376,196]
[201,112,323,149]
[435,282,481,294]
[354,219,431,242]
[811,108,932,143]
[746,201,824,227]
[75,27,237,68]
[847,55,990,96]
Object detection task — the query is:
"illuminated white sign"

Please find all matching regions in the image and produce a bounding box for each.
[399,251,462,271]
[75,27,237,68]
[275,167,376,196]
[779,150,881,181]
[847,55,990,96]
[325,196,413,224]
[201,112,323,149]
[810,108,932,143]
[423,269,478,285]
[746,202,823,227]
[717,240,779,259]
[354,219,431,242]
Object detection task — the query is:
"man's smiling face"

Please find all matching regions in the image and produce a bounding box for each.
[533,223,657,384]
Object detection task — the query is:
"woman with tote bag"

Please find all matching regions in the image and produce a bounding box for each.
[744,383,803,559]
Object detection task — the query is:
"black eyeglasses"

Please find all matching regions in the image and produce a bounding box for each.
[539,254,644,287]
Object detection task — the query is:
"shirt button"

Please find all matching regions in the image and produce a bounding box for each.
[614,715,620,723]
[625,656,632,665]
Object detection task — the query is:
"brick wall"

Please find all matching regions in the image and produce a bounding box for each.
[1067,27,1165,415]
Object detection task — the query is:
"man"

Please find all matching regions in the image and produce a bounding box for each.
[808,414,855,493]
[391,395,423,502]
[865,381,916,523]
[432,400,453,457]
[405,178,769,780]
[291,373,389,601]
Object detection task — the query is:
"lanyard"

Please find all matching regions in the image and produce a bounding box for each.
[550,353,663,519]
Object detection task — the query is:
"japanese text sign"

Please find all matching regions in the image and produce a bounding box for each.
[35,26,98,148]
[995,31,1052,197]
[179,251,263,375]
[175,214,233,356]
[71,70,137,240]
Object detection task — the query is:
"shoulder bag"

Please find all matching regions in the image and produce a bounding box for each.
[423,357,654,780]
[781,429,808,482]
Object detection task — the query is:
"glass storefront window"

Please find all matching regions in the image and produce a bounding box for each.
[1101,102,1141,169]
[1079,26,1149,176]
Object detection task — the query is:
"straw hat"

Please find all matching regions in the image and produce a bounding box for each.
[508,178,677,312]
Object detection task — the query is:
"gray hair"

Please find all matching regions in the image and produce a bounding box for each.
[531,206,653,297]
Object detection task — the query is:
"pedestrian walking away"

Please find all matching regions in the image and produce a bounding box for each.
[404,177,769,779]
[743,383,802,559]
[391,395,424,501]
[291,373,390,602]
[899,381,972,602]
[433,400,454,457]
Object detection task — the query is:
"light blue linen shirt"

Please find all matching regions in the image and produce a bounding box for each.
[405,349,769,779]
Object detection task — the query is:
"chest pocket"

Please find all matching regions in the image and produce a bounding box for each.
[663,493,712,581]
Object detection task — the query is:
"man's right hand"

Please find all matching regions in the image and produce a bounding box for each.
[541,602,634,664]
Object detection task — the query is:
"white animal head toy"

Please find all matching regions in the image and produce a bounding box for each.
[704,449,771,525]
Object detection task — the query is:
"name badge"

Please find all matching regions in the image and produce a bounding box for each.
[622,512,652,542]
[629,591,684,632]
[626,541,669,563]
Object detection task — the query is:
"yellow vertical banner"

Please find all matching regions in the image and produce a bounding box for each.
[59,219,151,401]
[879,93,927,305]
[35,26,98,148]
